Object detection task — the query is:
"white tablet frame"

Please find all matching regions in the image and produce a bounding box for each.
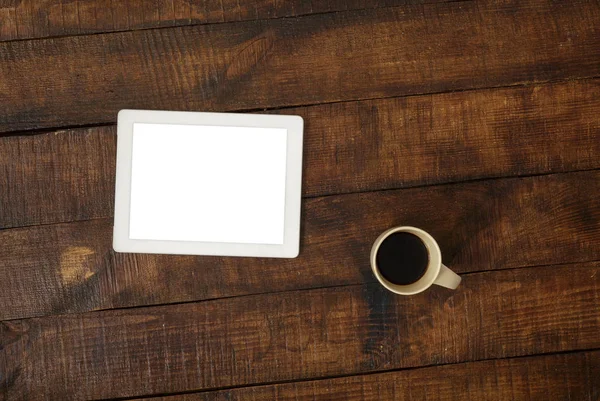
[113,109,304,258]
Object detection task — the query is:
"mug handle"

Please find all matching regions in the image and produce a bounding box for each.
[433,264,462,289]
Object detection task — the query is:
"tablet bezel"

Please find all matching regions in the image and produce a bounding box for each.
[113,109,303,258]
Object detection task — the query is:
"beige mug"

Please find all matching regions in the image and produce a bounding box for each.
[370,226,461,295]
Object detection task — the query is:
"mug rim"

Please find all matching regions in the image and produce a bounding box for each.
[370,226,442,295]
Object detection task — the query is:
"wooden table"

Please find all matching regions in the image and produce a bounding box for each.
[1,0,599,400]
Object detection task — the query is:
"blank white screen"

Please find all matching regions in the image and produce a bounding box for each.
[129,123,287,244]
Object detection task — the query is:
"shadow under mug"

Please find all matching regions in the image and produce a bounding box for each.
[370,226,461,295]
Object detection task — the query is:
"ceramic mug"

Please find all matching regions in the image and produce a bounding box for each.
[370,226,461,295]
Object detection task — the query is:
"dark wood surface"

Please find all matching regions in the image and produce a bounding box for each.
[144,351,600,401]
[3,263,599,399]
[2,0,600,133]
[0,0,453,42]
[1,0,599,400]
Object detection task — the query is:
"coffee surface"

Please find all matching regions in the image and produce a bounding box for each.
[376,232,429,285]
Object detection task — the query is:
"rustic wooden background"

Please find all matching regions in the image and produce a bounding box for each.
[1,0,599,400]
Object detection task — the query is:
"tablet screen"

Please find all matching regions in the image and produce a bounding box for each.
[128,123,288,245]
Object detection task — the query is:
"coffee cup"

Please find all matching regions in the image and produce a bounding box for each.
[370,226,461,295]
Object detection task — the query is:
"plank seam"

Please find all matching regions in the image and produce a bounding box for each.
[1,74,598,138]
[1,167,599,231]
[93,347,600,401]
[1,259,598,324]
[0,0,472,45]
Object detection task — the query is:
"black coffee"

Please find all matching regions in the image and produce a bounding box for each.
[376,232,429,285]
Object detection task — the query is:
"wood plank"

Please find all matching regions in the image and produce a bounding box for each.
[3,79,600,229]
[0,0,452,42]
[0,127,116,229]
[1,0,600,133]
[1,263,599,399]
[1,170,599,321]
[144,351,600,401]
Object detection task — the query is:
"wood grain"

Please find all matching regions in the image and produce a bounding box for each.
[1,0,600,133]
[0,0,452,42]
[1,263,599,399]
[1,170,599,321]
[2,79,600,229]
[145,351,600,401]
[0,127,116,229]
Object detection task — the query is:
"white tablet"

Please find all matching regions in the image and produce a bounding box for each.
[113,110,303,258]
